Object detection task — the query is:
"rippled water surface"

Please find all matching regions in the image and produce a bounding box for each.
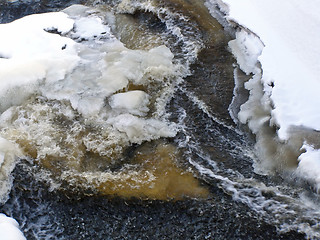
[0,0,320,239]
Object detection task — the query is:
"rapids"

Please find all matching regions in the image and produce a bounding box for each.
[0,0,319,239]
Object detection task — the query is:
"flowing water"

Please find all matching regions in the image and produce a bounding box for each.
[0,0,320,239]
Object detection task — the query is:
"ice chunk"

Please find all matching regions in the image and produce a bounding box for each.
[73,16,110,39]
[216,0,320,185]
[107,114,177,144]
[109,91,150,116]
[228,31,263,75]
[0,12,75,58]
[100,44,175,88]
[220,0,320,140]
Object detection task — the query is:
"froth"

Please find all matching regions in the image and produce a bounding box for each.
[0,4,205,200]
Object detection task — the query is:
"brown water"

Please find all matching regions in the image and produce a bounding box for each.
[0,0,319,239]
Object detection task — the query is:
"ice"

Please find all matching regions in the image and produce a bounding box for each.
[228,31,263,75]
[0,5,180,202]
[297,144,320,190]
[109,91,150,116]
[0,12,75,58]
[220,0,320,140]
[0,12,79,113]
[215,0,320,186]
[107,114,176,144]
[73,16,110,40]
[0,214,26,240]
[100,44,174,88]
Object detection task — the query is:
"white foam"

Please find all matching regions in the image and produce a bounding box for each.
[0,214,26,240]
[0,138,22,204]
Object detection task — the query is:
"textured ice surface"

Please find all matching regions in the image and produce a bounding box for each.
[217,0,320,186]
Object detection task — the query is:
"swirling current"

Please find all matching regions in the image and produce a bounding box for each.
[0,0,320,239]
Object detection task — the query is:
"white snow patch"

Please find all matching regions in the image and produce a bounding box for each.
[73,16,110,39]
[220,0,320,140]
[0,214,26,240]
[0,12,79,113]
[215,0,320,187]
[297,144,320,190]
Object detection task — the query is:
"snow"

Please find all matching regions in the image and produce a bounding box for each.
[297,144,320,190]
[0,12,79,113]
[216,0,320,186]
[73,16,110,40]
[220,0,320,140]
[0,5,180,204]
[0,214,26,240]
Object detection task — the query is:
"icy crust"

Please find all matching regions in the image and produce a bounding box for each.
[217,0,320,138]
[215,0,320,187]
[222,0,320,141]
[0,12,79,113]
[0,5,180,202]
[0,214,26,240]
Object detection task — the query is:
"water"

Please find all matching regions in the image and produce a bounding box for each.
[0,0,320,239]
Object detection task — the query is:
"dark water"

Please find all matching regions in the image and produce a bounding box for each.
[0,0,316,239]
[3,162,305,239]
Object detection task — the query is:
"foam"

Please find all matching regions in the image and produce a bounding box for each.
[0,4,182,201]
[0,137,22,204]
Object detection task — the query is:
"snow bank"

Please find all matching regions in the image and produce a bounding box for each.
[220,0,320,140]
[0,214,26,240]
[213,0,320,185]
